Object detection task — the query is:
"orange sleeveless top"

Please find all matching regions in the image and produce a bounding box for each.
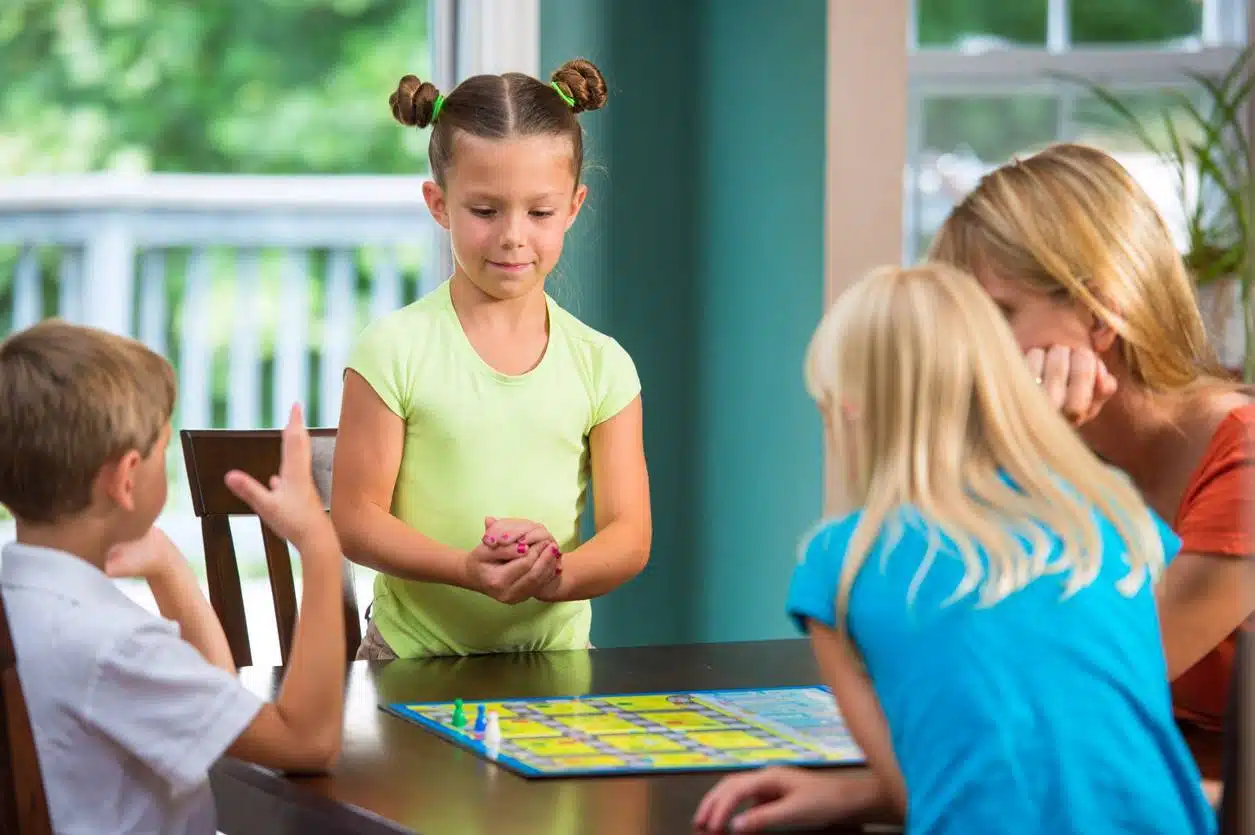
[1170,403,1255,731]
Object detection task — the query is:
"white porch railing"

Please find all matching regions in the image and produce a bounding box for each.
[0,176,446,646]
[0,174,444,436]
[0,174,445,661]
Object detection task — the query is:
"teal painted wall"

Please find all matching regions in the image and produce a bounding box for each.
[540,0,826,646]
[693,1,827,642]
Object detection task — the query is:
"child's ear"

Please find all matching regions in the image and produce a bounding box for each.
[565,183,588,230]
[422,180,450,229]
[98,450,142,512]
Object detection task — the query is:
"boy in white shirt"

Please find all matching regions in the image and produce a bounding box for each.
[0,319,346,835]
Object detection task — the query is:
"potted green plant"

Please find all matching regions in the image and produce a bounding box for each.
[1059,47,1253,381]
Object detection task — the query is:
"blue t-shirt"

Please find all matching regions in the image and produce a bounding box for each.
[786,505,1216,835]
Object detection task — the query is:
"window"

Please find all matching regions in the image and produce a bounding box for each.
[0,0,500,665]
[905,0,1249,261]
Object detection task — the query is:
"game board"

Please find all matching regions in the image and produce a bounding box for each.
[382,685,864,778]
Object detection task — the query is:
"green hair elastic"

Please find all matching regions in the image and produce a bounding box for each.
[550,81,576,109]
[430,93,446,124]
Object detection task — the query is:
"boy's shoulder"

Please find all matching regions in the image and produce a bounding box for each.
[3,545,264,817]
[3,543,185,698]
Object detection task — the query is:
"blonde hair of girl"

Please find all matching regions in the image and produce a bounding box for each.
[928,141,1230,391]
[805,263,1167,621]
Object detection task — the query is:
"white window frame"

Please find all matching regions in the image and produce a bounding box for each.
[904,0,1249,262]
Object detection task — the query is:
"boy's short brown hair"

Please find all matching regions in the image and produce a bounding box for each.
[0,320,176,524]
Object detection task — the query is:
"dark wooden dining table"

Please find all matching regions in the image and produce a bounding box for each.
[210,639,1226,835]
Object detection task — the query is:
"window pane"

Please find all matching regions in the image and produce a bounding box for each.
[1070,88,1206,247]
[907,88,1203,260]
[916,0,1047,49]
[1070,0,1202,46]
[911,95,1059,255]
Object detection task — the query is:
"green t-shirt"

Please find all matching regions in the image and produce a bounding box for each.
[347,280,641,657]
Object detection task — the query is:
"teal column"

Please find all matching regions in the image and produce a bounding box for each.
[694,0,827,643]
[541,0,701,647]
[542,0,827,646]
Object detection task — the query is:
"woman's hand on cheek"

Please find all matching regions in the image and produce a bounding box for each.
[1025,345,1117,426]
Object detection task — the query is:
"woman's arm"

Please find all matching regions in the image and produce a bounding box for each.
[808,621,906,818]
[1157,553,1255,680]
[537,396,651,602]
[330,370,472,587]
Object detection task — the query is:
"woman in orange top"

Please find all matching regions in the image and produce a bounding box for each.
[929,143,1254,732]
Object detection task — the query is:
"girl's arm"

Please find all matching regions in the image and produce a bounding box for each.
[808,620,907,818]
[330,370,472,587]
[537,396,651,602]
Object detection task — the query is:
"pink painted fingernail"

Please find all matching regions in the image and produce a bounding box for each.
[516,543,526,554]
[485,536,496,545]
[549,544,559,555]
[556,567,563,574]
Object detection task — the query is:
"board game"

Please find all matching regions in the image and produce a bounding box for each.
[382,685,864,778]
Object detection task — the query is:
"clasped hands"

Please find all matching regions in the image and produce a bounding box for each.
[466,516,564,604]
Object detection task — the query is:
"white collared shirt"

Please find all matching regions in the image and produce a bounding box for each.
[1,542,263,835]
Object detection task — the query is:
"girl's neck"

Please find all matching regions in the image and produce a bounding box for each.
[448,271,548,333]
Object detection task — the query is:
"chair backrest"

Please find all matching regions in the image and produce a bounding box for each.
[0,592,53,835]
[1219,627,1250,835]
[180,428,362,668]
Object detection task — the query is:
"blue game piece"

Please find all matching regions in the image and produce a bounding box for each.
[474,704,487,733]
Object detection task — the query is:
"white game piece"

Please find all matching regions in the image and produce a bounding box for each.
[483,711,502,748]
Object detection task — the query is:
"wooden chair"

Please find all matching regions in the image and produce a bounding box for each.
[0,592,52,835]
[180,428,363,668]
[1218,627,1250,835]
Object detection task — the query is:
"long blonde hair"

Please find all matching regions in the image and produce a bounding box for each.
[928,142,1229,390]
[806,264,1166,621]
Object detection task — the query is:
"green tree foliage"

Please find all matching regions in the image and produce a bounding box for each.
[0,0,432,176]
[918,0,1201,46]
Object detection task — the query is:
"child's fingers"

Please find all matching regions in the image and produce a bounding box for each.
[520,526,555,546]
[694,773,758,830]
[697,769,794,831]
[525,540,560,562]
[224,470,274,514]
[496,550,540,587]
[484,519,546,545]
[278,403,312,480]
[505,550,556,598]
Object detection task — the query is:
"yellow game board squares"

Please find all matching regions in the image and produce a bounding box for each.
[498,719,561,738]
[557,714,644,734]
[599,694,690,712]
[601,734,687,754]
[513,737,600,757]
[688,731,770,749]
[643,752,719,767]
[530,700,600,716]
[636,711,729,731]
[548,755,627,769]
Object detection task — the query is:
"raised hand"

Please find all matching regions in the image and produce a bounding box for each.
[1026,345,1117,427]
[223,404,332,551]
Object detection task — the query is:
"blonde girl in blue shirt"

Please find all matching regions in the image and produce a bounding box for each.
[330,58,652,659]
[695,264,1215,834]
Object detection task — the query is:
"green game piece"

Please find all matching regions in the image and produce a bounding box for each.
[452,699,467,728]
